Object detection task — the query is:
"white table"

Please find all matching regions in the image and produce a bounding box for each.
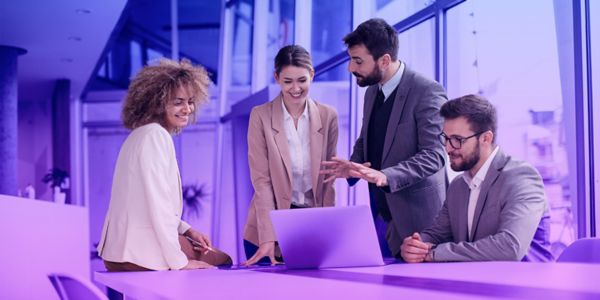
[95,261,600,300]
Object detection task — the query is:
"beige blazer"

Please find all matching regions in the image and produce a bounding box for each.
[244,95,338,246]
[97,123,191,270]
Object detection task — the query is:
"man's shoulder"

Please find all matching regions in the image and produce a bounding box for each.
[499,156,542,181]
[490,155,546,206]
[403,67,443,89]
[479,153,544,196]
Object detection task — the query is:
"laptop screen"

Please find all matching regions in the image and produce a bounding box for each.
[270,205,384,269]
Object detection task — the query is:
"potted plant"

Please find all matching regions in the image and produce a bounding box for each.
[182,183,209,220]
[42,168,69,203]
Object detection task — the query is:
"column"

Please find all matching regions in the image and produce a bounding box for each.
[0,45,26,195]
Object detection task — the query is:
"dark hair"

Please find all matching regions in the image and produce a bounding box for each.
[343,18,399,61]
[274,45,314,75]
[440,94,498,143]
[122,58,211,131]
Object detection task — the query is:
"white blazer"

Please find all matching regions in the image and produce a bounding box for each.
[97,123,190,270]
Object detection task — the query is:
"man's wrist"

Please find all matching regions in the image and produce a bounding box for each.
[425,244,436,262]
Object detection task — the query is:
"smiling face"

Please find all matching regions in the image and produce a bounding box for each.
[347,44,383,87]
[164,86,195,133]
[274,65,313,105]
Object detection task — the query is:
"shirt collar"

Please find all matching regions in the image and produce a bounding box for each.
[463,146,500,189]
[281,96,309,121]
[379,61,405,99]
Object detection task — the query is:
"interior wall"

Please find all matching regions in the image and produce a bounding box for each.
[0,195,89,299]
[17,98,53,201]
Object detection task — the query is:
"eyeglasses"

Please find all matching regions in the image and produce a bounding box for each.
[438,131,486,149]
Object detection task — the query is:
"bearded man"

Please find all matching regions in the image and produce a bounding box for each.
[400,94,554,262]
[321,18,447,258]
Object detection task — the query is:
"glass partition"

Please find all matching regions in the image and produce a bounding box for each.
[266,0,295,84]
[447,0,577,255]
[178,1,221,83]
[311,0,351,81]
[397,18,436,80]
[376,0,434,24]
[590,0,599,233]
[313,65,352,206]
[231,0,254,86]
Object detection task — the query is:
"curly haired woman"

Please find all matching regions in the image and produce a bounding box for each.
[97,58,231,271]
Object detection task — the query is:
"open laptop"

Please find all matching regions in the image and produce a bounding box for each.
[269,205,385,269]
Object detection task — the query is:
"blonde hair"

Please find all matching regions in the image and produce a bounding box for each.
[122,58,211,130]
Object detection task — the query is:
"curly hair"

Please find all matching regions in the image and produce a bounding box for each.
[122,58,211,131]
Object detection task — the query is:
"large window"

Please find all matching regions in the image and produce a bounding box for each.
[376,0,434,25]
[231,0,254,86]
[311,0,351,81]
[313,66,352,205]
[591,0,600,233]
[447,0,577,255]
[397,18,436,80]
[178,1,221,84]
[266,0,295,84]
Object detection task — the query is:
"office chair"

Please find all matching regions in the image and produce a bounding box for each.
[557,238,600,263]
[48,273,108,300]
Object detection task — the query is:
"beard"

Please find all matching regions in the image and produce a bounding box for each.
[449,141,481,172]
[353,65,383,87]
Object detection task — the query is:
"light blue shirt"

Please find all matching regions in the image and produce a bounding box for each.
[379,61,406,101]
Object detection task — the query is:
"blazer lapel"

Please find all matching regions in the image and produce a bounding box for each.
[307,98,324,204]
[382,68,412,163]
[456,180,471,242]
[469,150,509,241]
[271,95,293,181]
[362,86,378,159]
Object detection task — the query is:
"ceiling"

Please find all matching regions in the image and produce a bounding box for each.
[0,0,127,101]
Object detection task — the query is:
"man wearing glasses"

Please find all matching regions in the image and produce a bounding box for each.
[400,94,554,262]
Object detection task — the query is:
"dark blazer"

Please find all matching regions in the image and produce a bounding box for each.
[350,66,448,256]
[421,150,554,262]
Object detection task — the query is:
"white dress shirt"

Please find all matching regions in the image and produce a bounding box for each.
[281,99,313,206]
[463,146,499,237]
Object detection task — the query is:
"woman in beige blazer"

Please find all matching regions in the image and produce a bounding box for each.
[97,58,231,271]
[244,45,339,265]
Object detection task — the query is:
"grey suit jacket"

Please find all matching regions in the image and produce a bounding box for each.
[350,66,447,256]
[421,150,554,262]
